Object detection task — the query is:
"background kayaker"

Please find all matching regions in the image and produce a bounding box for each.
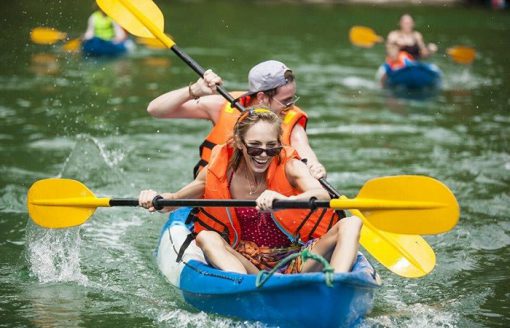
[146,60,327,180]
[139,109,362,275]
[386,14,438,65]
[83,6,128,43]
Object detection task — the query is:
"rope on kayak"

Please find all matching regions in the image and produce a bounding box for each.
[255,248,334,288]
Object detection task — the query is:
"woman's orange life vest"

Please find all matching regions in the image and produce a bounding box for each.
[193,91,308,177]
[193,144,340,247]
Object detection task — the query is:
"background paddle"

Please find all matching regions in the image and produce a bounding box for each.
[30,26,168,52]
[28,176,458,234]
[349,25,476,64]
[319,178,436,278]
[96,0,245,112]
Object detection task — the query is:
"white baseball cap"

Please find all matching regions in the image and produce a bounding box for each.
[246,60,292,94]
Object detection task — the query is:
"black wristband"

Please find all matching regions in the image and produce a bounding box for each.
[152,195,164,210]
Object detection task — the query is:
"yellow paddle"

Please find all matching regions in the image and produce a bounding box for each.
[30,26,169,52]
[30,27,81,52]
[348,26,384,48]
[319,178,436,278]
[349,25,476,64]
[28,176,458,234]
[446,46,477,65]
[27,176,455,277]
[30,27,67,45]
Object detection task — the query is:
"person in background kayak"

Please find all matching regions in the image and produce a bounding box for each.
[83,6,127,43]
[139,109,362,274]
[385,14,438,70]
[147,60,326,180]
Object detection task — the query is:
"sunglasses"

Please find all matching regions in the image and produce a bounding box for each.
[272,95,300,109]
[243,141,282,157]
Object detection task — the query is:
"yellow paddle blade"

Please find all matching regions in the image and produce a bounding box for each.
[30,27,67,45]
[359,217,436,278]
[353,176,459,235]
[447,46,476,64]
[62,38,81,52]
[137,35,171,49]
[27,178,110,229]
[97,0,174,48]
[349,26,384,48]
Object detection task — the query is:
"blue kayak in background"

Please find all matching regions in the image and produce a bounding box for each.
[380,61,442,90]
[82,37,133,58]
[155,207,381,328]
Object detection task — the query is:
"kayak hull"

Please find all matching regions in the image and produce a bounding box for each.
[82,37,131,57]
[382,62,442,89]
[156,207,381,328]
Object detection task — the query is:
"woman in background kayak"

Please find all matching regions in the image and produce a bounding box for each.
[385,14,438,69]
[139,109,362,274]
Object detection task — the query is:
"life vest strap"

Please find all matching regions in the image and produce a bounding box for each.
[193,159,209,179]
[176,232,197,263]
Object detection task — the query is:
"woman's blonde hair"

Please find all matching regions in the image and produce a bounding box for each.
[227,107,283,173]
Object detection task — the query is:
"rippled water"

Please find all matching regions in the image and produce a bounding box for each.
[1,1,509,327]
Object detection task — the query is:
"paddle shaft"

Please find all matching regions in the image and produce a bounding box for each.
[170,45,245,112]
[113,198,327,209]
[299,158,346,217]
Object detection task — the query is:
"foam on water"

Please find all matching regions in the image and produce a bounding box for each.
[25,225,88,284]
[157,309,266,328]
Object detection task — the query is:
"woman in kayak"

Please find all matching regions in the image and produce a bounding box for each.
[139,108,362,274]
[385,14,437,68]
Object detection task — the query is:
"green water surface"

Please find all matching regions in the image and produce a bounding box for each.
[0,1,509,327]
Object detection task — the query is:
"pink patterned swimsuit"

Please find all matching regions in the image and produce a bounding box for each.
[235,207,291,248]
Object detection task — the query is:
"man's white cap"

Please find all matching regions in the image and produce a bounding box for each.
[247,60,292,93]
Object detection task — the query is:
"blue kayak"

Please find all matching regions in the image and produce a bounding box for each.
[380,62,442,90]
[155,207,381,327]
[82,37,132,57]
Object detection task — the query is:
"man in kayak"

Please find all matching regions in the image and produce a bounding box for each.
[147,60,326,179]
[385,13,438,69]
[139,109,361,274]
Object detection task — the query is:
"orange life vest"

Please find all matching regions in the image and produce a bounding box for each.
[193,144,340,247]
[193,92,308,177]
[386,51,415,71]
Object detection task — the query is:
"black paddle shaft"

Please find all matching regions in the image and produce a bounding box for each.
[171,45,246,112]
[108,198,329,210]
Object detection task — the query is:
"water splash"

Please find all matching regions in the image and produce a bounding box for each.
[25,222,88,284]
[157,309,266,327]
[59,134,125,185]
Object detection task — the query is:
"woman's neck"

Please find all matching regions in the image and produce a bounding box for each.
[239,161,265,184]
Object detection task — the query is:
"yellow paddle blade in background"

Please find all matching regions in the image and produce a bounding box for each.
[30,27,67,45]
[97,0,174,47]
[352,176,460,235]
[62,38,82,52]
[27,178,110,229]
[447,46,476,64]
[349,26,384,48]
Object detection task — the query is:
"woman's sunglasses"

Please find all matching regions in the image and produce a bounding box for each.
[243,141,282,157]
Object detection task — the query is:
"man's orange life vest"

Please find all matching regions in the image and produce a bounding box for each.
[192,144,340,247]
[193,92,308,177]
